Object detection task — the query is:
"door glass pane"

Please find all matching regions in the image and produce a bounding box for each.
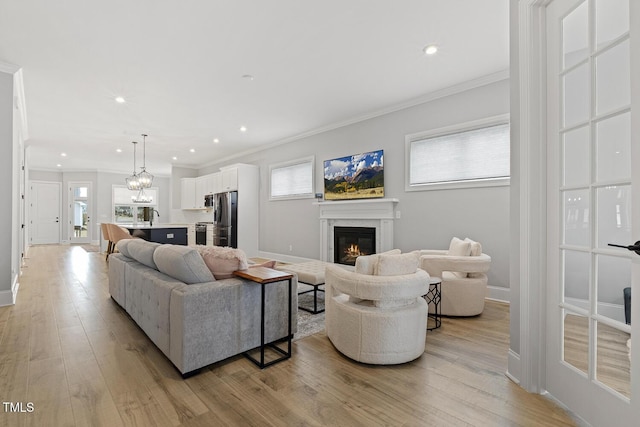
[596,254,631,323]
[563,64,590,127]
[562,1,589,69]
[596,185,631,249]
[73,201,88,237]
[564,250,590,305]
[595,40,630,115]
[595,0,629,49]
[74,186,88,198]
[563,189,590,246]
[596,320,631,398]
[563,126,589,187]
[563,309,589,375]
[596,113,631,182]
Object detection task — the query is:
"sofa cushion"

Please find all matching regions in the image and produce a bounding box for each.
[196,246,249,279]
[116,239,134,258]
[153,245,215,284]
[375,252,419,276]
[127,240,161,269]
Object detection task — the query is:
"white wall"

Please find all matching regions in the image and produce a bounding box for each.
[200,79,511,294]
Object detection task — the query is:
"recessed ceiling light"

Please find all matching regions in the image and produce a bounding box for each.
[239,126,247,132]
[242,74,254,81]
[60,152,67,157]
[190,148,195,153]
[423,44,438,55]
[116,148,122,153]
[115,96,126,103]
[56,164,62,167]
[172,156,178,160]
[213,138,220,144]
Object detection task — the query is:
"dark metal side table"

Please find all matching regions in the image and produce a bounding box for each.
[234,267,294,368]
[424,276,442,331]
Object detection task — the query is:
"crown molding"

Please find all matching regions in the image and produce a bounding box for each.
[0,61,20,74]
[198,70,510,169]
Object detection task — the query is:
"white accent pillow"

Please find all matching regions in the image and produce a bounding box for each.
[464,237,483,256]
[448,237,471,278]
[375,252,418,276]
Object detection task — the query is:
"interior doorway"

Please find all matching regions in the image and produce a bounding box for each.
[69,182,92,244]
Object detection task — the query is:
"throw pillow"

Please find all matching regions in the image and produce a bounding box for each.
[448,237,471,278]
[196,246,249,279]
[355,249,401,275]
[374,252,419,276]
[448,237,471,257]
[464,237,483,256]
[116,239,133,258]
[153,245,215,284]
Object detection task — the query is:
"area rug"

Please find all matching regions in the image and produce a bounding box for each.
[79,245,100,253]
[293,289,326,341]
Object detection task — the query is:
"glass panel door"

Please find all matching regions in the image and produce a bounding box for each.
[69,182,91,244]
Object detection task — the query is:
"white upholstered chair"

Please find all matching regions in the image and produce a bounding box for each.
[418,237,491,316]
[325,251,430,365]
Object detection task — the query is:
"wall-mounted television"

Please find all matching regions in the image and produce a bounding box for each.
[323,149,384,200]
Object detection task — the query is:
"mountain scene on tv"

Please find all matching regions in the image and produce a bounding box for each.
[324,150,384,200]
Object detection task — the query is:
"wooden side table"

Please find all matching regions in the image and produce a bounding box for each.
[234,267,294,368]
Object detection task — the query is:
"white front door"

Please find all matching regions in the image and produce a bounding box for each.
[545,0,639,424]
[69,182,92,244]
[30,181,61,244]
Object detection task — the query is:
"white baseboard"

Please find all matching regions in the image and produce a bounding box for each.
[0,275,19,307]
[506,349,521,385]
[487,285,510,303]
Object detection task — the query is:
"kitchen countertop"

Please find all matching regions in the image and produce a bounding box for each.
[121,223,191,229]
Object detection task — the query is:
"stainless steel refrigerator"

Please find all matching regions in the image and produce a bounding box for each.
[213,191,238,248]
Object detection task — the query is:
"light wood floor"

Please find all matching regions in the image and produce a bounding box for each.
[0,245,578,426]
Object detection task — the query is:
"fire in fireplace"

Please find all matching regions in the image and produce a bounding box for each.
[334,226,376,266]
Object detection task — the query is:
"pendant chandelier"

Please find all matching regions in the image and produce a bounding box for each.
[125,133,154,202]
[137,134,154,188]
[125,141,141,191]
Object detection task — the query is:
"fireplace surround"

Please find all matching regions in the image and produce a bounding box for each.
[316,198,399,263]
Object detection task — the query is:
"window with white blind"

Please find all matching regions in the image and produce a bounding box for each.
[405,115,510,191]
[269,156,314,200]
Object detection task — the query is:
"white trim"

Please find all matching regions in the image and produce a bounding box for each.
[516,0,548,394]
[0,275,19,306]
[564,297,627,325]
[256,251,319,265]
[487,285,510,303]
[0,61,20,74]
[198,71,510,169]
[506,350,522,386]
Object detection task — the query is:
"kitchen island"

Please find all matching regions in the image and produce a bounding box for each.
[125,224,189,245]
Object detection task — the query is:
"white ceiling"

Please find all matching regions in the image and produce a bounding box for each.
[0,0,509,176]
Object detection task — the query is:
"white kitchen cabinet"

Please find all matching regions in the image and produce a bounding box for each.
[180,178,197,209]
[203,173,216,196]
[187,224,196,246]
[211,172,222,194]
[220,167,238,191]
[195,176,206,209]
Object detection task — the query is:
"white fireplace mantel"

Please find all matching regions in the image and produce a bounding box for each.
[315,198,399,262]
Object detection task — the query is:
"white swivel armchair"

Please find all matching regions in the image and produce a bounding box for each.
[325,252,430,365]
[418,237,491,316]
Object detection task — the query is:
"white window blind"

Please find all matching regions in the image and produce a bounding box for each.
[409,122,510,187]
[270,157,314,199]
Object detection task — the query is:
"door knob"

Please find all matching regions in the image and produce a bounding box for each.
[608,241,640,256]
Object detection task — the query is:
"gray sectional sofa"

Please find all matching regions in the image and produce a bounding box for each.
[107,240,297,376]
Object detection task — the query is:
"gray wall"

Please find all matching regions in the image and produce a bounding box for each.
[201,79,511,293]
